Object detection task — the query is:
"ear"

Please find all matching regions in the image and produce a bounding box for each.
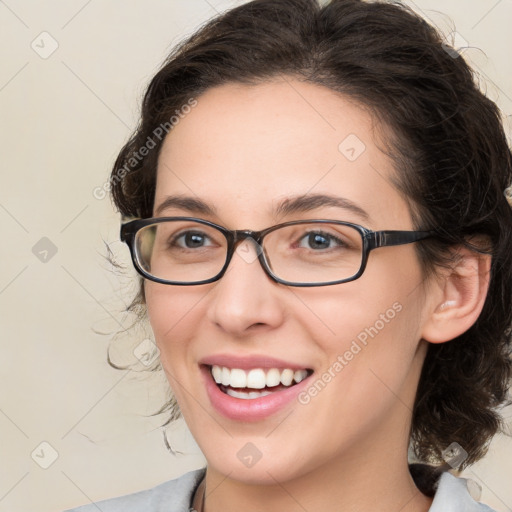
[421,245,491,344]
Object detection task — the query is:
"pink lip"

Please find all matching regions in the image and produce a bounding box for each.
[200,361,313,422]
[199,353,311,371]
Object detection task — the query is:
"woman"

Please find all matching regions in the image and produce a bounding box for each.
[64,0,512,510]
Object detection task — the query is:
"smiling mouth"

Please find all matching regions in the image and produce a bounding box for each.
[208,365,314,400]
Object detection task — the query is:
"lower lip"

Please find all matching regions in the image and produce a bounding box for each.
[201,365,312,421]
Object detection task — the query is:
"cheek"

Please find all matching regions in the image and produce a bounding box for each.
[144,283,210,418]
[144,283,205,362]
[297,271,417,352]
[294,296,423,445]
[296,262,425,401]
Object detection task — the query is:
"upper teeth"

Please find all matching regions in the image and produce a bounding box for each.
[211,365,308,389]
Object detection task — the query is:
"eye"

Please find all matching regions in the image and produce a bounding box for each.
[297,231,346,250]
[172,230,214,249]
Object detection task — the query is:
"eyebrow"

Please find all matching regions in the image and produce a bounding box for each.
[275,194,370,221]
[154,195,217,217]
[154,193,369,221]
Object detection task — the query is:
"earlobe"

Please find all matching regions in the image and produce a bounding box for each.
[421,247,491,344]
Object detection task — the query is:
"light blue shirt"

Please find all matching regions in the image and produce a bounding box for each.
[62,468,496,512]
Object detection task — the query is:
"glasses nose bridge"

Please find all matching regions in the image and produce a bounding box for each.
[227,229,267,273]
[231,229,263,246]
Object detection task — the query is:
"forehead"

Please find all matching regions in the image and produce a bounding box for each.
[155,78,411,229]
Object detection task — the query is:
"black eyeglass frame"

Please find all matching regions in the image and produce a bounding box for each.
[120,216,434,287]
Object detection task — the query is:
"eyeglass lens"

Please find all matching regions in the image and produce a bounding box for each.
[134,219,364,285]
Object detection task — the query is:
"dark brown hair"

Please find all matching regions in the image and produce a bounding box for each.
[109,0,512,486]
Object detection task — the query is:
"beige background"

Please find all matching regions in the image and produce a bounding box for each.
[1,1,511,511]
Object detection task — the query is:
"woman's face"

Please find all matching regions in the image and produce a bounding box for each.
[146,78,432,483]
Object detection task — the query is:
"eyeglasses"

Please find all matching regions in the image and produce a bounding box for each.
[120,217,434,287]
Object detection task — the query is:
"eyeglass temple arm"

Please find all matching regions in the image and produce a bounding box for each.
[371,230,433,249]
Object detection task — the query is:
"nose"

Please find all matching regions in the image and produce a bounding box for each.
[206,239,286,336]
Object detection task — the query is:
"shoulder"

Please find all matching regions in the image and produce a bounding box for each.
[430,471,497,512]
[61,467,497,512]
[61,467,206,512]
